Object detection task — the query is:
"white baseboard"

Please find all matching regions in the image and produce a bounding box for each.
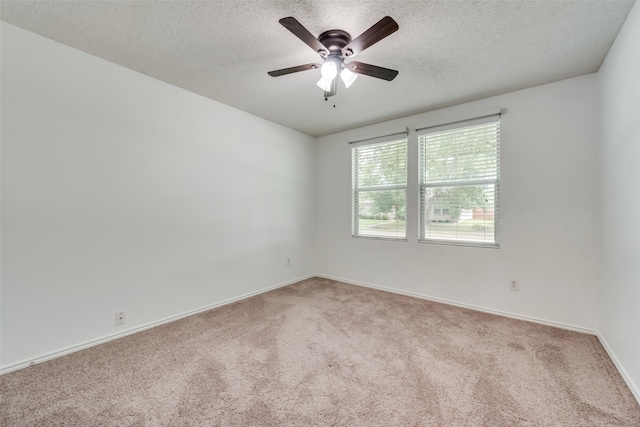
[596,334,640,405]
[317,273,640,406]
[315,274,597,335]
[0,275,314,376]
[5,273,638,408]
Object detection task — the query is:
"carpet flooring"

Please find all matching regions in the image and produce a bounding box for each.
[1,277,639,426]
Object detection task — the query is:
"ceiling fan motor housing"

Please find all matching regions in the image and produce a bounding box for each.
[318,30,352,56]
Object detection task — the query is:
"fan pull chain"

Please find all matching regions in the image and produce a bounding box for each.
[324,96,336,108]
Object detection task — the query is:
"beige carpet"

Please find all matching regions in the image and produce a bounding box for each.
[1,277,639,426]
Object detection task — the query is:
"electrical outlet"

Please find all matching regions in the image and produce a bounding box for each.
[509,280,520,291]
[286,257,291,267]
[115,311,126,325]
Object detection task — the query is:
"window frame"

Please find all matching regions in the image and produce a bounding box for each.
[351,136,408,241]
[417,115,501,248]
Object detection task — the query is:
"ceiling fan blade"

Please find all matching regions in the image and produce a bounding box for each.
[279,17,328,57]
[347,61,399,81]
[342,16,398,57]
[268,63,321,77]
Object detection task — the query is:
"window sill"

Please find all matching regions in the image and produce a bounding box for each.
[419,239,499,249]
[352,235,407,242]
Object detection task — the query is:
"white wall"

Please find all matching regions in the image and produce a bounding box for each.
[598,1,640,399]
[316,75,600,331]
[0,23,316,370]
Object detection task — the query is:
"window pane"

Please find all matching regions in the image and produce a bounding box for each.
[421,184,497,244]
[355,140,407,187]
[355,189,406,238]
[420,121,499,184]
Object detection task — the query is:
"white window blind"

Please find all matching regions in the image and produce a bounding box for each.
[352,138,407,239]
[418,116,500,247]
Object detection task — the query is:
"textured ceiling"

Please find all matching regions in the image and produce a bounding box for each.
[0,0,635,137]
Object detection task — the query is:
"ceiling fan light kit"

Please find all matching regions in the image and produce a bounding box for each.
[320,59,338,80]
[340,67,358,88]
[316,76,333,91]
[268,16,399,100]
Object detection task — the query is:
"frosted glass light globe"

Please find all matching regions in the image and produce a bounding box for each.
[317,78,333,91]
[340,68,358,88]
[320,61,338,80]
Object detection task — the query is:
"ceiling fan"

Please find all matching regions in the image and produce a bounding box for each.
[268,16,399,99]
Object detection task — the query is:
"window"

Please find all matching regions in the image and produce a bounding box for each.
[352,138,407,239]
[418,116,500,247]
